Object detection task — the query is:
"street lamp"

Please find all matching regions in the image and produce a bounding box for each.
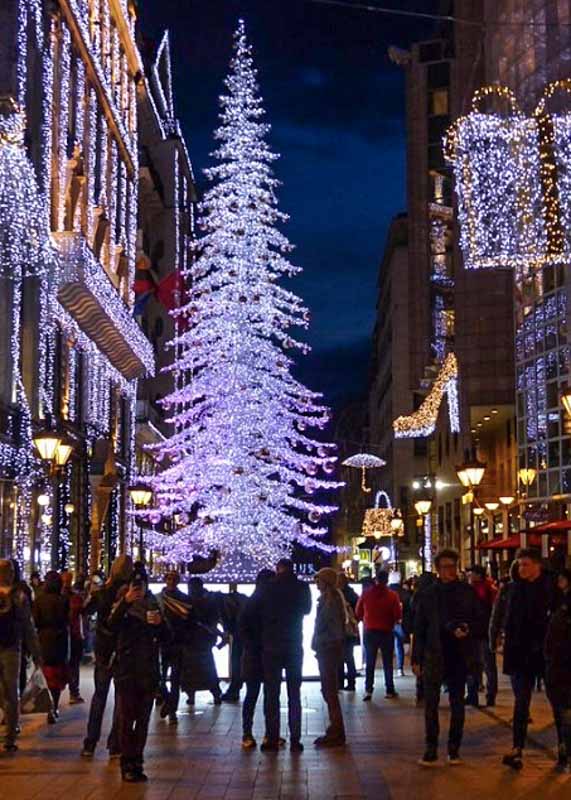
[414,497,433,572]
[518,467,537,487]
[33,429,62,462]
[129,482,153,561]
[54,436,74,467]
[484,502,499,512]
[456,454,486,566]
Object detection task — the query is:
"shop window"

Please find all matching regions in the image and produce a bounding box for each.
[430,88,449,116]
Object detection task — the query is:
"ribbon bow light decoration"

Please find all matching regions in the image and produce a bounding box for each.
[342,452,385,493]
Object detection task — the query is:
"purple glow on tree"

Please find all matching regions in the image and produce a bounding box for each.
[146,20,340,579]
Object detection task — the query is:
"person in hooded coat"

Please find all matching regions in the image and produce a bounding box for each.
[33,570,69,723]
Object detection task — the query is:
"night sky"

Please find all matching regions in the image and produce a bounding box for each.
[139,0,438,409]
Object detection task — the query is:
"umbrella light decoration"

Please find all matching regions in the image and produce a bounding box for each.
[362,490,394,539]
[342,452,385,493]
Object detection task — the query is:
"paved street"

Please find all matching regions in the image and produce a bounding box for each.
[1,667,570,800]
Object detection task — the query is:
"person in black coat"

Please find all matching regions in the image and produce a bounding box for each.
[81,554,133,757]
[107,568,167,783]
[159,570,191,724]
[239,568,275,749]
[412,550,484,766]
[32,570,69,723]
[545,588,571,773]
[254,558,312,752]
[181,578,223,704]
[491,548,557,770]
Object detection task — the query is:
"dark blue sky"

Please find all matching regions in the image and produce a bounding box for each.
[139,0,437,408]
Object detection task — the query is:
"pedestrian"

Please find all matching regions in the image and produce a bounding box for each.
[30,572,43,600]
[9,559,33,695]
[356,569,401,702]
[0,559,42,752]
[545,581,571,773]
[465,565,498,708]
[62,573,86,705]
[32,570,69,724]
[256,558,311,752]
[412,549,484,767]
[159,570,190,724]
[410,572,436,705]
[389,572,411,677]
[181,578,223,705]
[493,548,557,770]
[556,568,571,603]
[107,567,167,783]
[220,586,248,702]
[81,554,133,758]
[337,572,359,691]
[312,567,346,748]
[239,568,275,749]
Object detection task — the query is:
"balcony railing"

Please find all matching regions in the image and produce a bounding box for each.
[54,232,155,380]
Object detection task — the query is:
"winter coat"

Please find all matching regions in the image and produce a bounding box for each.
[312,589,345,653]
[255,573,312,653]
[500,572,557,677]
[545,602,571,709]
[107,589,167,692]
[411,579,484,680]
[489,580,512,650]
[239,588,265,682]
[33,589,69,667]
[389,584,413,637]
[159,587,192,648]
[0,587,41,659]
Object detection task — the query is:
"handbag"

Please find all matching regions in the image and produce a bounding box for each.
[20,667,54,714]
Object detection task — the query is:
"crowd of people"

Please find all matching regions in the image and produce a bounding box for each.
[1,547,571,781]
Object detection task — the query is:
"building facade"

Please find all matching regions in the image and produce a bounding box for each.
[0,0,198,577]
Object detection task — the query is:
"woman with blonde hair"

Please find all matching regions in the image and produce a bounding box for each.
[312,567,347,747]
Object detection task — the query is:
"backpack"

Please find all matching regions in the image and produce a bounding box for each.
[343,597,360,640]
[0,590,18,648]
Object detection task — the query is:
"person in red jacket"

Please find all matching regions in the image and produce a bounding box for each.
[356,569,402,701]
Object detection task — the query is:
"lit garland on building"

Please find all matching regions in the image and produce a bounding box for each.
[393,352,459,438]
[145,21,340,579]
[0,0,153,574]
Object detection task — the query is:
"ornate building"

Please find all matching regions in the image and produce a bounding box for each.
[0,0,167,576]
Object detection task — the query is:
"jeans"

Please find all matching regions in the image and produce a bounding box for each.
[338,639,357,688]
[364,630,395,693]
[84,660,119,751]
[466,639,498,704]
[0,647,21,745]
[263,647,303,744]
[317,644,345,740]
[394,624,405,671]
[69,637,84,698]
[510,672,535,750]
[242,678,262,737]
[116,686,154,773]
[424,662,467,753]
[226,635,244,698]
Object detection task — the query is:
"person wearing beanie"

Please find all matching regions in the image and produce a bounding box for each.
[0,559,41,751]
[81,554,134,758]
[311,567,347,747]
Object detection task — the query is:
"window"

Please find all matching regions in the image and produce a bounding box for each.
[431,88,449,116]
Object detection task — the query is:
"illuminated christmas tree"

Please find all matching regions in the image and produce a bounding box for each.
[147,20,339,578]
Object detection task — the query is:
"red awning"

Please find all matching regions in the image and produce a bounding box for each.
[477,532,568,549]
[533,519,571,533]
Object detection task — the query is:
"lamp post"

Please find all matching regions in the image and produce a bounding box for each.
[128,482,152,562]
[414,497,433,572]
[33,428,75,570]
[390,510,404,567]
[456,453,486,566]
[518,467,537,547]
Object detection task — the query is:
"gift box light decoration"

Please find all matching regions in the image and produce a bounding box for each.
[393,352,459,438]
[444,85,545,270]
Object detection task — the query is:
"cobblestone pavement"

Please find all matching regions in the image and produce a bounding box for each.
[1,667,570,800]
